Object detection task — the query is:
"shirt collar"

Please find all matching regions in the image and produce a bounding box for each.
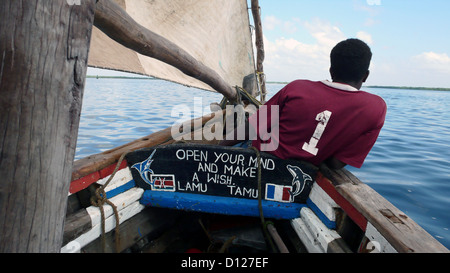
[321,80,359,92]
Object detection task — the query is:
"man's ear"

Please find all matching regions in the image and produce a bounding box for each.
[329,67,335,81]
[362,70,370,83]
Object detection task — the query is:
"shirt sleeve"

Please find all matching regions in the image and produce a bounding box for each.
[249,85,287,148]
[334,102,387,168]
[334,127,383,168]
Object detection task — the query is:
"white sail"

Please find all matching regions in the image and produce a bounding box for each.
[88,0,256,93]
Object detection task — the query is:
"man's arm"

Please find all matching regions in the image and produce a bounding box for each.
[219,118,250,146]
[324,157,347,170]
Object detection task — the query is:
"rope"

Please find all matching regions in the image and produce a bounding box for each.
[250,147,277,252]
[219,86,262,110]
[256,71,267,102]
[235,86,262,107]
[90,151,130,253]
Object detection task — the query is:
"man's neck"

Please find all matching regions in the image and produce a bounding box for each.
[321,80,359,92]
[333,80,362,90]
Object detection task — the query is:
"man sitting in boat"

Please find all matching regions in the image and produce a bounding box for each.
[221,38,387,170]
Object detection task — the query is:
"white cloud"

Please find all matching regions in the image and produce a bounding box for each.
[368,52,450,88]
[263,16,301,34]
[264,15,281,31]
[303,18,346,50]
[263,18,346,82]
[356,31,374,45]
[262,17,383,84]
[414,52,450,65]
[283,21,298,34]
[364,17,379,27]
[412,52,450,74]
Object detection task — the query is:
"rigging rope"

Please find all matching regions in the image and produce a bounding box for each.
[250,146,277,253]
[90,151,130,253]
[256,71,267,103]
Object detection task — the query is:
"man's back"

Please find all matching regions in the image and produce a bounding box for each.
[250,79,387,168]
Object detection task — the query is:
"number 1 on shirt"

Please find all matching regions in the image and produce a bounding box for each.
[302,111,332,156]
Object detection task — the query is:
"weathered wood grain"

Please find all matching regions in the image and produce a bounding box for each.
[321,166,449,253]
[0,0,96,252]
[63,209,92,246]
[251,0,267,102]
[82,207,180,253]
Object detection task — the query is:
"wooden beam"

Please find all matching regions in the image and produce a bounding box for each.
[0,1,96,252]
[93,0,237,102]
[63,210,92,246]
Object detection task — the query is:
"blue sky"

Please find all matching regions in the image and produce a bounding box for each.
[258,0,450,87]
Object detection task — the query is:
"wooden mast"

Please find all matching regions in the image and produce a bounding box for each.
[0,1,97,252]
[251,0,268,103]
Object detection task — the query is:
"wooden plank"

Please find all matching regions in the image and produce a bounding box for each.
[87,188,144,227]
[291,208,351,253]
[307,183,339,229]
[63,210,92,246]
[316,173,368,231]
[61,201,145,253]
[0,0,96,252]
[82,207,180,253]
[70,172,102,195]
[291,217,322,253]
[69,160,129,194]
[322,167,449,253]
[360,222,397,253]
[95,167,135,199]
[62,188,144,248]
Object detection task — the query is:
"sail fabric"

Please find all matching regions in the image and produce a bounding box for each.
[89,0,256,92]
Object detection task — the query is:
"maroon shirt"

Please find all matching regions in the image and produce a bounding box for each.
[250,80,387,168]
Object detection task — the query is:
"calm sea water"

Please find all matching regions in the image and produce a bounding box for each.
[76,78,450,249]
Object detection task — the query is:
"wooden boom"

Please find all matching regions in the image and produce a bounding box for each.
[94,0,238,102]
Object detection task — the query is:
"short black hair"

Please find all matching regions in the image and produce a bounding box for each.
[330,39,372,83]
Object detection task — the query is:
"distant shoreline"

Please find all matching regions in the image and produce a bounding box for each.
[364,85,450,91]
[86,76,450,91]
[86,75,155,80]
[266,81,450,91]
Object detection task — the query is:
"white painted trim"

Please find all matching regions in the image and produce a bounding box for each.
[291,217,323,253]
[291,208,343,253]
[301,208,341,252]
[364,222,397,253]
[61,201,145,253]
[308,183,339,222]
[96,167,133,192]
[86,188,144,227]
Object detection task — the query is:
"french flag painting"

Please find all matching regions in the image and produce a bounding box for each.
[265,184,293,203]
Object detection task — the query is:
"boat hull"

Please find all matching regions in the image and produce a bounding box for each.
[64,123,449,253]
